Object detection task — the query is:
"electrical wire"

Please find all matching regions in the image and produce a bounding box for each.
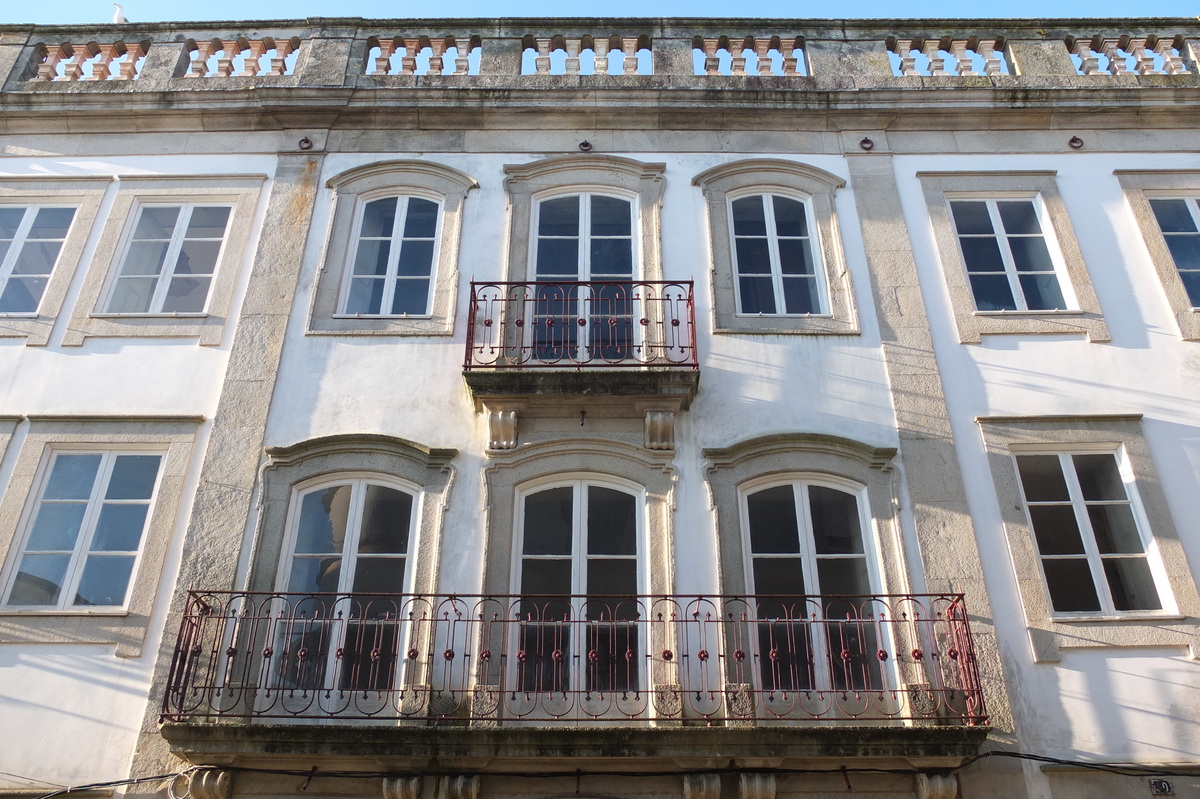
[23,748,1200,799]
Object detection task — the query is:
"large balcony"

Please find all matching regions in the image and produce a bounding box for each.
[161,591,986,726]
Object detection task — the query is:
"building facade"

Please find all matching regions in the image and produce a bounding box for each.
[0,16,1198,799]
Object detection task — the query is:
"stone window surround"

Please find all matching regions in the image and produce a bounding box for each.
[502,154,666,282]
[976,415,1200,663]
[0,416,201,658]
[0,176,111,347]
[480,438,677,598]
[63,175,266,347]
[246,434,457,599]
[702,433,906,598]
[918,171,1110,344]
[308,160,478,337]
[1114,169,1200,341]
[692,159,860,336]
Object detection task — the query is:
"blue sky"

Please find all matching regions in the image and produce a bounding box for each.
[5,0,1198,25]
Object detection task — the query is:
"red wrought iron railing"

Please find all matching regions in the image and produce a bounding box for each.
[162,592,987,725]
[464,280,698,369]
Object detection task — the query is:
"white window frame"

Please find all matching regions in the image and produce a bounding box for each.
[1,447,165,610]
[728,190,830,318]
[947,194,1077,314]
[510,474,648,713]
[1146,195,1200,309]
[529,189,640,280]
[102,201,234,316]
[276,473,423,596]
[737,475,889,696]
[1013,447,1174,619]
[334,193,445,319]
[0,204,77,317]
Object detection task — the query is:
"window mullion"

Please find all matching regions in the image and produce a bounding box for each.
[59,452,113,608]
[149,205,192,313]
[340,480,368,594]
[0,207,36,286]
[763,195,787,313]
[989,201,1028,311]
[794,482,818,597]
[381,197,407,316]
[1060,454,1114,613]
[573,482,586,598]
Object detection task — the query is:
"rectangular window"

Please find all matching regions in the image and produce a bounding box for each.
[949,198,1069,312]
[4,450,163,609]
[1147,198,1200,307]
[732,194,823,316]
[0,205,76,314]
[105,204,232,314]
[1015,452,1161,615]
[341,196,440,317]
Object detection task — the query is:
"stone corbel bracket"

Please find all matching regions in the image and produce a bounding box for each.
[382,776,422,799]
[915,773,958,799]
[189,769,233,799]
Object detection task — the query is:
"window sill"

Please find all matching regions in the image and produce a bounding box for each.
[1048,612,1184,623]
[331,313,434,320]
[734,313,835,320]
[89,312,209,319]
[0,607,129,616]
[974,309,1084,317]
[0,313,38,319]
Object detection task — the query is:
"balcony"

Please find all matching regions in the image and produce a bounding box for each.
[162,590,985,725]
[462,280,699,416]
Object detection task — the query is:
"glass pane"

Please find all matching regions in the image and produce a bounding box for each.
[397,240,435,277]
[535,239,578,277]
[731,197,767,236]
[997,201,1042,235]
[738,276,777,314]
[782,276,819,314]
[959,237,1005,273]
[589,239,633,276]
[586,558,637,599]
[351,556,406,594]
[357,485,412,554]
[163,276,212,313]
[133,207,179,239]
[1089,505,1143,554]
[352,239,391,276]
[0,208,25,238]
[107,278,156,313]
[734,237,771,274]
[1018,274,1067,311]
[72,555,135,606]
[1028,506,1085,555]
[1180,270,1200,306]
[809,486,863,555]
[7,554,70,605]
[1042,558,1101,612]
[538,196,580,237]
[816,558,871,596]
[0,277,47,313]
[185,206,230,238]
[1149,198,1197,233]
[772,196,808,237]
[27,503,87,551]
[29,207,75,239]
[1103,558,1162,611]
[175,240,221,276]
[91,504,149,551]
[590,196,632,237]
[360,198,397,238]
[403,198,439,238]
[968,274,1017,311]
[390,279,430,315]
[752,558,806,615]
[523,486,573,556]
[1016,455,1069,501]
[106,455,161,499]
[1073,454,1127,501]
[294,485,352,554]
[1164,235,1200,272]
[950,201,994,235]
[120,241,169,276]
[12,241,62,274]
[520,558,571,596]
[345,277,384,315]
[44,454,102,500]
[1008,237,1054,273]
[747,485,800,553]
[587,487,636,555]
[287,555,341,593]
[777,239,814,275]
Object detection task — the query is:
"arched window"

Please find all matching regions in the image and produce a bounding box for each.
[340,195,442,317]
[729,192,825,315]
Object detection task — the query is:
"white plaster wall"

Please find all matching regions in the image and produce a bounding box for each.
[896,152,1200,762]
[0,154,271,788]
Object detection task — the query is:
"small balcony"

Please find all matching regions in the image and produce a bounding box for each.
[462,280,699,410]
[162,591,986,726]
